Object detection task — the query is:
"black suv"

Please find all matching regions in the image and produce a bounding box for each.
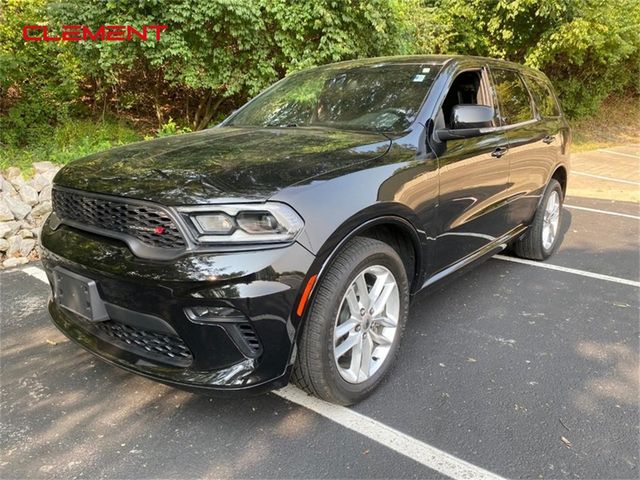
[42,55,570,405]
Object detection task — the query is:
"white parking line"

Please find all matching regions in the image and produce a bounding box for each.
[571,171,640,185]
[20,265,506,480]
[494,255,640,288]
[275,386,506,480]
[564,204,640,220]
[600,149,640,159]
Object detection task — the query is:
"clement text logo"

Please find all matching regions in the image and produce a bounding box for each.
[22,25,168,42]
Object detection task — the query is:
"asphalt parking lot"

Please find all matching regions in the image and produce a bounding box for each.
[1,146,639,479]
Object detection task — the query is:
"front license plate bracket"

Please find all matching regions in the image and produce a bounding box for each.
[53,267,109,322]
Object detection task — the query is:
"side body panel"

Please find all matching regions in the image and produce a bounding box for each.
[432,131,510,271]
[492,68,560,226]
[427,62,511,272]
[502,119,553,225]
[273,129,435,290]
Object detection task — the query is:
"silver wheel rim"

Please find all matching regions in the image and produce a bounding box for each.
[542,190,561,250]
[333,265,400,384]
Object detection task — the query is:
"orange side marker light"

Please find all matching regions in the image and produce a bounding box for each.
[296,274,318,317]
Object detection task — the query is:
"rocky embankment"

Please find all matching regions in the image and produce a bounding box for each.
[0,162,61,268]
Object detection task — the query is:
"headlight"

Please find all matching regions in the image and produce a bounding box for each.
[193,213,235,234]
[177,203,304,244]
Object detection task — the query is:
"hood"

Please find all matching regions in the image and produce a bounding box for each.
[54,127,391,205]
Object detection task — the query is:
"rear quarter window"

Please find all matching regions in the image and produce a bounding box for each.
[525,75,561,118]
[492,69,535,125]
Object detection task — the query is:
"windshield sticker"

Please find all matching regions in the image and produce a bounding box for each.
[422,67,431,73]
[412,74,426,82]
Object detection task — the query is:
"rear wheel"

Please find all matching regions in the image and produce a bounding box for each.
[512,179,563,260]
[292,237,409,405]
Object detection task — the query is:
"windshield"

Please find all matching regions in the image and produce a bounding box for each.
[228,63,441,132]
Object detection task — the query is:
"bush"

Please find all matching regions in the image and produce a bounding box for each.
[49,0,408,130]
[150,118,192,139]
[0,0,637,156]
[0,0,82,146]
[404,0,640,118]
[0,117,142,173]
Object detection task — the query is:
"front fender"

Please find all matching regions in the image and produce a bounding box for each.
[289,203,426,324]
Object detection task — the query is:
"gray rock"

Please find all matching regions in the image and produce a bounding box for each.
[31,201,52,218]
[42,168,60,183]
[33,161,56,173]
[6,235,21,256]
[3,257,29,268]
[31,226,42,238]
[20,238,36,256]
[39,185,52,202]
[0,221,20,238]
[19,229,34,239]
[20,217,35,229]
[9,174,26,191]
[3,196,31,220]
[0,199,13,221]
[0,238,8,252]
[1,176,17,195]
[19,184,39,206]
[31,173,50,192]
[5,167,21,179]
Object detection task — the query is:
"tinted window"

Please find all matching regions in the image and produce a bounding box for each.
[229,64,441,133]
[440,69,498,128]
[492,69,535,125]
[525,76,561,117]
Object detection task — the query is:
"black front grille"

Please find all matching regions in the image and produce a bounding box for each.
[52,188,186,250]
[94,320,193,367]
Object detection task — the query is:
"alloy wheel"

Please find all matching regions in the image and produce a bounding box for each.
[542,190,561,250]
[333,265,400,384]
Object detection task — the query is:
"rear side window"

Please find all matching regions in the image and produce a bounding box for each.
[525,76,561,118]
[492,69,535,125]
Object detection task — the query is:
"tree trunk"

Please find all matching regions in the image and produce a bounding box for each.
[195,96,224,130]
[153,72,164,128]
[193,90,212,130]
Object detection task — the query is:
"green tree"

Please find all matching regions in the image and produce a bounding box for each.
[404,0,640,117]
[0,0,81,146]
[50,0,407,130]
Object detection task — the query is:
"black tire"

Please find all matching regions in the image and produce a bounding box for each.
[292,236,409,405]
[512,179,564,260]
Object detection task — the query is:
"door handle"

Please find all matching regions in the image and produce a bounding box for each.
[543,135,556,144]
[491,146,508,158]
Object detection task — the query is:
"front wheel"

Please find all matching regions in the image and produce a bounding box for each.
[292,237,409,405]
[512,179,564,260]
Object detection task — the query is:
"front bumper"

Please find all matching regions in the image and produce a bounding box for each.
[40,219,315,394]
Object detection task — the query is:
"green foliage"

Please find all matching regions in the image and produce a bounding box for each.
[264,0,409,70]
[149,118,192,139]
[49,0,407,130]
[0,117,142,172]
[0,0,82,146]
[404,0,640,117]
[1,0,638,167]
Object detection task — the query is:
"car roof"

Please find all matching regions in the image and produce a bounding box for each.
[315,55,543,78]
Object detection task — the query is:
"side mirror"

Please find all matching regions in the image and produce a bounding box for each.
[451,105,494,129]
[435,105,495,142]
